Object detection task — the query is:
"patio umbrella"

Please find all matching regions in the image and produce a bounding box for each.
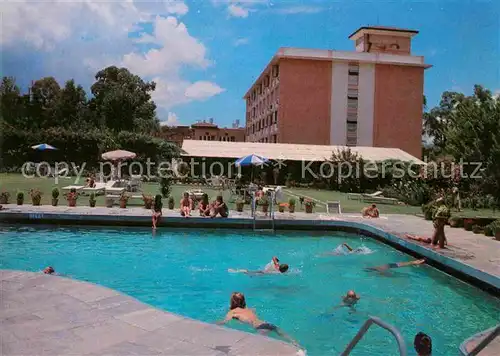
[101,150,136,161]
[235,154,268,182]
[31,143,57,151]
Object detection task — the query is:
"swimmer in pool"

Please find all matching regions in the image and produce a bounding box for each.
[365,259,425,272]
[43,266,55,274]
[217,292,299,347]
[331,290,360,311]
[229,257,289,275]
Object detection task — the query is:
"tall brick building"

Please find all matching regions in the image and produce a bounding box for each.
[243,26,431,158]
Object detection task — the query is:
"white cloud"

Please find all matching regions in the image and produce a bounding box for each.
[234,37,249,46]
[275,6,323,14]
[1,1,222,112]
[160,112,181,126]
[185,81,225,100]
[228,4,249,18]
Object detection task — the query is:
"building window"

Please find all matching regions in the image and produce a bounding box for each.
[273,135,277,143]
[231,136,235,142]
[199,136,202,140]
[273,111,278,124]
[272,65,279,77]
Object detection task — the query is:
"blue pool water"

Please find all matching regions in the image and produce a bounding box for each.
[1,225,499,355]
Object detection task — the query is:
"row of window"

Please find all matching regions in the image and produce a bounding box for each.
[250,135,278,144]
[198,135,236,142]
[249,65,280,103]
[247,111,278,135]
[346,63,359,146]
[247,88,279,120]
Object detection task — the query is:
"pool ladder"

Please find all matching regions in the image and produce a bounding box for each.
[252,194,275,233]
[341,316,407,356]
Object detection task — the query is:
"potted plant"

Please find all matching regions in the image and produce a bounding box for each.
[259,195,269,213]
[448,217,462,228]
[0,191,10,204]
[288,198,296,213]
[16,191,24,205]
[89,193,97,208]
[51,188,59,206]
[304,199,315,213]
[235,199,244,212]
[66,189,78,207]
[168,196,175,209]
[119,193,129,208]
[278,203,287,213]
[472,224,483,234]
[463,219,474,231]
[30,189,42,206]
[142,194,153,209]
[105,196,114,208]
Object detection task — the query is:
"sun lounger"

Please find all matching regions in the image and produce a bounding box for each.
[363,196,398,205]
[82,182,106,195]
[348,191,383,200]
[106,187,125,195]
[62,185,84,192]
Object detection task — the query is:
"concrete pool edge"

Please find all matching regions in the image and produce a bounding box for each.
[0,206,499,295]
[0,270,301,355]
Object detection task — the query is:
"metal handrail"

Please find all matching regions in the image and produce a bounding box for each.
[460,324,500,356]
[341,316,407,356]
[252,192,275,232]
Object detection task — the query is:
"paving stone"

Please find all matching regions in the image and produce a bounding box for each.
[87,341,163,356]
[116,308,183,331]
[229,333,299,356]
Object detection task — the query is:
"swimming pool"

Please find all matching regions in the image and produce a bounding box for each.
[1,226,498,355]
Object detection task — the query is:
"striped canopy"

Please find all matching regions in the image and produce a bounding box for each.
[235,154,268,167]
[31,144,57,151]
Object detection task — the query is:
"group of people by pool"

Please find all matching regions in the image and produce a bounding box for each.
[179,192,228,219]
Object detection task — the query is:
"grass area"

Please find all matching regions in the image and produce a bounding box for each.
[1,173,500,218]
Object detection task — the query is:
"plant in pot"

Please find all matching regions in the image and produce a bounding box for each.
[472,224,483,234]
[51,188,60,206]
[89,193,97,207]
[66,189,78,207]
[30,189,42,206]
[304,199,315,213]
[288,198,296,213]
[16,191,24,205]
[235,199,245,212]
[142,194,153,209]
[119,193,130,208]
[259,195,269,213]
[168,196,175,210]
[448,216,462,228]
[0,191,10,204]
[278,203,288,213]
[463,218,474,231]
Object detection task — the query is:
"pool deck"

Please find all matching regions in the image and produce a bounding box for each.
[0,270,301,356]
[1,204,499,293]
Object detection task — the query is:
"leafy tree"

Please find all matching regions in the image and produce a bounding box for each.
[0,77,23,126]
[30,77,61,129]
[56,80,92,130]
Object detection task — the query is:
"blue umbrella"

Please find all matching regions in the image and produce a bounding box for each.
[235,154,268,167]
[31,144,57,151]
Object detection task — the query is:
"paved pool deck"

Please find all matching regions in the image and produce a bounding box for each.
[0,270,301,356]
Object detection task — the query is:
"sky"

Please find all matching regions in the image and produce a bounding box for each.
[1,0,499,128]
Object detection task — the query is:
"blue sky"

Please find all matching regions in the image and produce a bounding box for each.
[2,0,499,127]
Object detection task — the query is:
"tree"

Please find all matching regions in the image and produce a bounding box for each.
[90,66,159,133]
[30,77,61,129]
[0,77,23,126]
[56,80,92,130]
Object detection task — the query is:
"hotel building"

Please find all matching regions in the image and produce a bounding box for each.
[243,26,431,158]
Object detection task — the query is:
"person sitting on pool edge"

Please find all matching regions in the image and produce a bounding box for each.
[152,194,162,229]
[180,192,193,218]
[210,195,228,218]
[365,259,425,272]
[217,292,299,347]
[43,266,55,274]
[198,193,210,217]
[362,204,379,218]
[414,332,432,356]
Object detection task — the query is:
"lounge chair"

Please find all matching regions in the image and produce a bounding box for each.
[326,201,342,214]
[348,191,383,200]
[104,180,125,195]
[364,196,398,205]
[82,182,106,195]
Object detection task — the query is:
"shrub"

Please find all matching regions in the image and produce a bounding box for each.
[484,224,494,237]
[304,199,316,207]
[288,198,296,206]
[17,191,24,200]
[89,193,96,207]
[160,177,172,198]
[30,189,43,205]
[0,191,10,204]
[52,188,60,199]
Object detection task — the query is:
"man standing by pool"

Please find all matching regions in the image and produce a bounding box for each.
[432,198,450,249]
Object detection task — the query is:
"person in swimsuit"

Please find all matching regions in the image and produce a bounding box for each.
[198,193,210,217]
[405,234,432,244]
[210,195,228,218]
[152,194,163,229]
[362,204,379,218]
[43,266,55,274]
[414,332,432,356]
[229,257,289,275]
[331,290,360,311]
[217,292,299,347]
[365,259,425,272]
[180,192,192,217]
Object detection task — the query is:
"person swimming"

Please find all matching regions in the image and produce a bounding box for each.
[330,290,360,312]
[229,257,289,275]
[217,292,299,347]
[43,266,55,274]
[365,259,425,272]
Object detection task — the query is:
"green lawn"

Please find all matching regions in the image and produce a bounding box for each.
[1,173,499,218]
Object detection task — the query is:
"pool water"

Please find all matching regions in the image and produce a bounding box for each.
[1,226,499,355]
